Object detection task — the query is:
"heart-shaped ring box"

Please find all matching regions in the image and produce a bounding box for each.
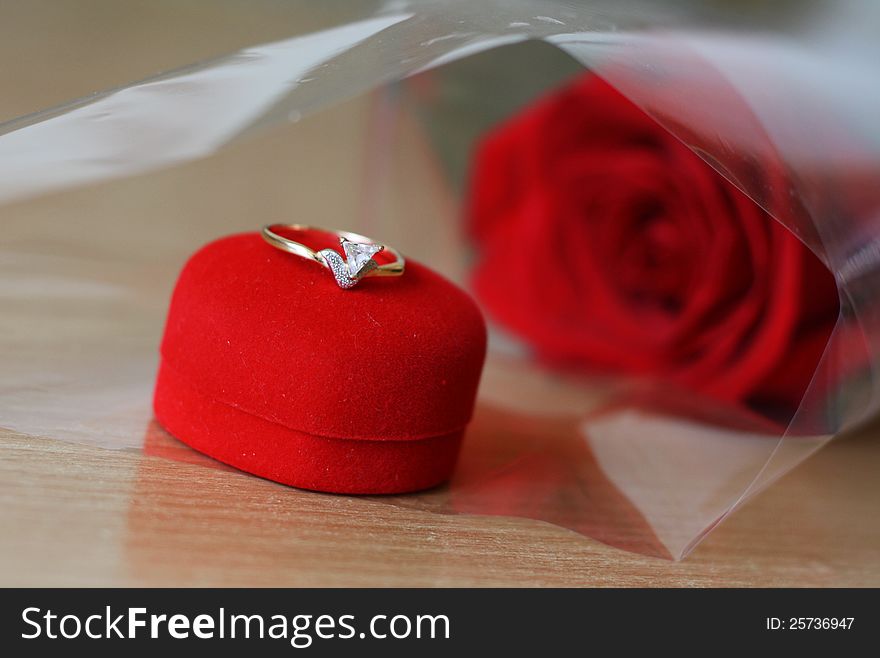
[153,231,487,494]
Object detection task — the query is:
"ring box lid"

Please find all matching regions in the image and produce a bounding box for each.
[159,232,487,442]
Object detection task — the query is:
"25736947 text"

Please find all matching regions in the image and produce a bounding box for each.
[766,617,854,630]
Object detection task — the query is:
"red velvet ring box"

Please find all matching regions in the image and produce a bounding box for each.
[153,231,487,494]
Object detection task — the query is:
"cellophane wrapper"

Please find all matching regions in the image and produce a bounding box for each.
[1,0,878,559]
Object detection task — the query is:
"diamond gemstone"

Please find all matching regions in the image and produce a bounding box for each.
[341,238,383,278]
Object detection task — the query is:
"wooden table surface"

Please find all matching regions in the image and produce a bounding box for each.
[1,422,878,587]
[1,1,878,588]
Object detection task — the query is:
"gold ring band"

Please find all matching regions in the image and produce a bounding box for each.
[261,224,405,289]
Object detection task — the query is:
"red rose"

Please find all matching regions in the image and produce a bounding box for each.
[467,73,839,409]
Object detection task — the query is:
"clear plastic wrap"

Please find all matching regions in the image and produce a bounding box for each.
[1,0,877,559]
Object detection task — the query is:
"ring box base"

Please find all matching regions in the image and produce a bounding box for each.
[154,361,464,494]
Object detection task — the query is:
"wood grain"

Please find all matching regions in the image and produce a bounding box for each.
[1,422,878,587]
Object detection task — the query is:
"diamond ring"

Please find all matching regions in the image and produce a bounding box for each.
[261,224,405,289]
